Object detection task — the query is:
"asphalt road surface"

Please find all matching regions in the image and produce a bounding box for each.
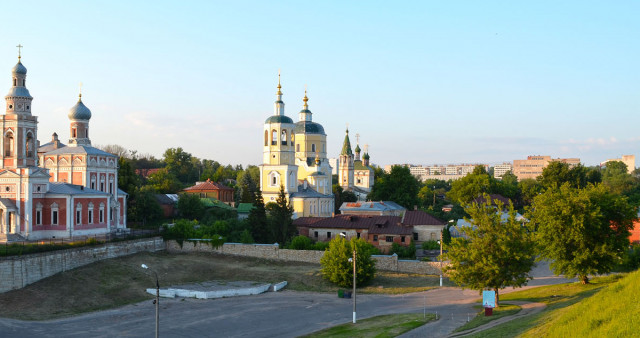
[0,261,573,338]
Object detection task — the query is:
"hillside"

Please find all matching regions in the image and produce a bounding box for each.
[525,269,640,337]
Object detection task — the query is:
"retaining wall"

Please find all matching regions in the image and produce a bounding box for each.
[166,240,445,275]
[0,237,164,293]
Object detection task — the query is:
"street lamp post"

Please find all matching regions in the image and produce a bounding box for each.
[437,236,442,287]
[142,264,159,338]
[349,250,356,323]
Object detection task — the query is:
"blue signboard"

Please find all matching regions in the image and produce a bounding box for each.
[482,291,495,308]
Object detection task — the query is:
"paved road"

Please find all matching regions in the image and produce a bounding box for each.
[0,260,574,338]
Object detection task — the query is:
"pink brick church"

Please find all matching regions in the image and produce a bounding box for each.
[0,51,126,242]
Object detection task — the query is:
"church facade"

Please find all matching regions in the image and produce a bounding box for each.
[337,129,374,200]
[0,53,126,242]
[259,77,334,218]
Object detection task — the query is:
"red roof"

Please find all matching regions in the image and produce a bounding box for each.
[294,215,412,235]
[402,210,446,226]
[183,179,234,192]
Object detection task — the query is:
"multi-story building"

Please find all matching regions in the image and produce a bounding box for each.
[404,164,489,181]
[601,155,635,174]
[493,163,513,179]
[513,155,581,181]
[336,130,374,200]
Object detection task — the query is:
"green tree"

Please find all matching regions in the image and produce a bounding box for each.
[518,178,542,206]
[237,169,257,204]
[601,161,635,195]
[163,147,197,184]
[248,190,270,243]
[444,196,536,307]
[177,194,205,220]
[447,166,498,204]
[529,183,636,284]
[129,188,164,226]
[320,237,377,287]
[367,165,420,209]
[266,185,295,244]
[146,168,183,193]
[537,162,598,190]
[497,171,519,202]
[333,184,358,214]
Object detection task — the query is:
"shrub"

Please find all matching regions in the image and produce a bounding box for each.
[312,241,330,251]
[390,241,416,259]
[421,240,440,250]
[320,237,376,287]
[289,236,313,250]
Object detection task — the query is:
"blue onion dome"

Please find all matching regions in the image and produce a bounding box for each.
[265,115,293,124]
[12,61,27,75]
[68,94,92,120]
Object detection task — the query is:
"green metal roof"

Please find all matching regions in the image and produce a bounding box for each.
[294,121,325,135]
[341,131,353,156]
[237,203,255,213]
[265,115,294,124]
[200,198,235,210]
[354,160,372,171]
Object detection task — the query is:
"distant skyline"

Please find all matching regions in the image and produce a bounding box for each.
[1,1,638,168]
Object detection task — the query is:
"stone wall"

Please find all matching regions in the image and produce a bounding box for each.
[0,237,164,293]
[166,240,444,275]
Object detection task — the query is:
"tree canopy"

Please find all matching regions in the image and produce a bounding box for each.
[320,237,377,287]
[529,183,636,284]
[265,185,295,245]
[444,196,536,306]
[367,165,420,209]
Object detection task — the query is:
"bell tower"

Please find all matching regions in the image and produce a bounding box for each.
[3,45,38,168]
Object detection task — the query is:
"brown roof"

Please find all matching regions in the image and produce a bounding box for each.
[472,194,510,206]
[183,179,234,192]
[402,210,446,226]
[295,215,412,235]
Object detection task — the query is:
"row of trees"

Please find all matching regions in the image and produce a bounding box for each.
[444,160,639,306]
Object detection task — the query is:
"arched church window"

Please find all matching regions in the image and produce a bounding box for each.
[4,132,14,157]
[13,79,16,86]
[26,133,34,157]
[72,127,77,138]
[85,128,88,138]
[281,130,287,145]
[271,130,277,146]
[264,130,268,146]
[311,144,316,153]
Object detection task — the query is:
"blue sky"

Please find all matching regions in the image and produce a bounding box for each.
[1,1,638,167]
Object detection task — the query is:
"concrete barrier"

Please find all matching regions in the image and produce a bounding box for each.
[147,284,272,299]
[271,281,288,292]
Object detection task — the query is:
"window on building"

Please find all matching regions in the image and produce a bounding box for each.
[99,205,104,223]
[271,130,277,145]
[264,130,268,146]
[281,130,287,145]
[72,127,77,138]
[4,132,14,157]
[100,182,105,191]
[386,236,393,242]
[76,210,81,225]
[357,232,361,239]
[296,144,300,152]
[314,231,318,238]
[88,209,93,224]
[109,182,113,194]
[26,133,34,157]
[373,235,378,241]
[327,232,331,239]
[401,236,405,243]
[311,144,316,153]
[36,210,41,225]
[413,232,419,241]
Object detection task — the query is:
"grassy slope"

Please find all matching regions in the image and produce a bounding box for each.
[0,251,446,320]
[525,269,640,337]
[467,274,623,337]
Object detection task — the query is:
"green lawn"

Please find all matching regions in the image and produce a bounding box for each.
[300,313,436,338]
[454,304,521,332]
[466,274,626,337]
